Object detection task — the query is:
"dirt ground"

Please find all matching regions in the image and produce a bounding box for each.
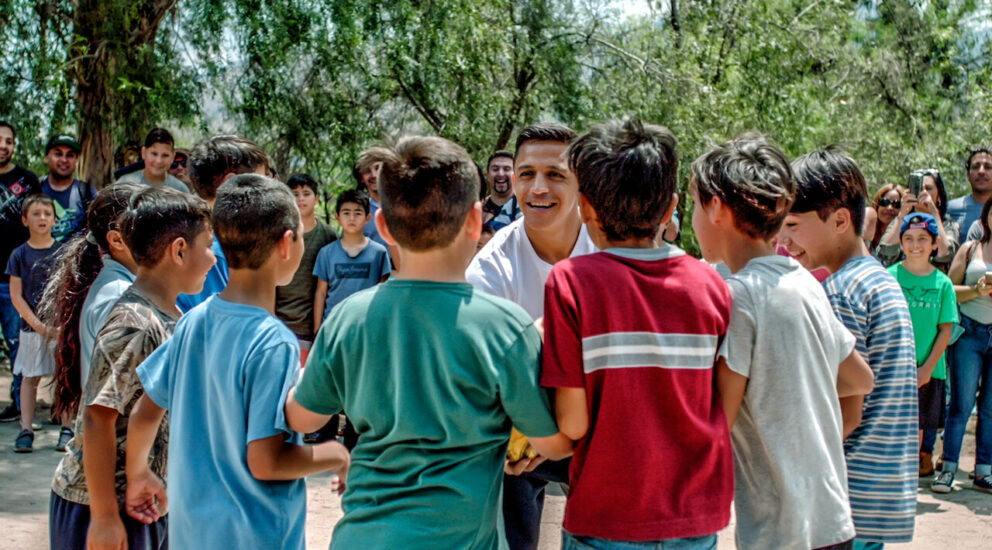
[1,367,990,549]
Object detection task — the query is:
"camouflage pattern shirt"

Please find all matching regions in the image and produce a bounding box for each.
[52,287,177,505]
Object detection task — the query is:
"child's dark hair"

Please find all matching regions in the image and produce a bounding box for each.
[791,146,867,236]
[481,222,496,236]
[335,189,370,215]
[568,118,678,241]
[188,135,271,201]
[692,133,796,240]
[40,182,144,419]
[122,187,212,267]
[286,173,320,195]
[144,127,174,148]
[213,173,301,269]
[366,136,479,251]
[514,123,577,157]
[22,194,55,217]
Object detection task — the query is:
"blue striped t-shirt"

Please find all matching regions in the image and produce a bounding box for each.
[823,255,917,543]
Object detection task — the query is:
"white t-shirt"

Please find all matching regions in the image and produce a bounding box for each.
[718,255,857,550]
[466,218,597,319]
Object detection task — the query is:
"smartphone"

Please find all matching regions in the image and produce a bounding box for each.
[908,173,923,197]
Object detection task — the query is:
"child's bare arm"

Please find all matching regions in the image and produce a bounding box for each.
[246,433,349,484]
[917,323,952,387]
[313,279,328,334]
[715,358,747,428]
[525,432,573,461]
[125,394,168,524]
[285,387,333,434]
[553,387,588,441]
[839,395,865,439]
[836,349,874,397]
[8,276,47,335]
[83,405,129,548]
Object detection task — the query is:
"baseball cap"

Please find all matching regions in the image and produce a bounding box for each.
[900,213,939,238]
[46,134,82,154]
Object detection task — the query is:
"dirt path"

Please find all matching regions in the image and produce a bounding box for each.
[2,369,990,549]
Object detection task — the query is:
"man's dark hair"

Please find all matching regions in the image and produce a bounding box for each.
[486,150,513,170]
[144,128,175,149]
[187,135,271,201]
[286,173,319,195]
[692,133,796,240]
[335,189,370,215]
[121,187,212,267]
[514,123,578,157]
[790,146,867,236]
[213,173,300,269]
[22,194,55,217]
[0,120,15,140]
[366,136,479,251]
[568,118,678,241]
[966,145,992,172]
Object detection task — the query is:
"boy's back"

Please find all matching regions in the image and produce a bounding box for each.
[293,280,558,549]
[823,255,918,542]
[540,246,733,540]
[721,255,856,549]
[136,295,305,549]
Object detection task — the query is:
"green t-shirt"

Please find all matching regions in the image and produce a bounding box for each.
[888,264,959,379]
[275,221,337,338]
[294,279,558,550]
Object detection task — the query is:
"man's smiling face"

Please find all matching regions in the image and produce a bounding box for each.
[513,140,579,233]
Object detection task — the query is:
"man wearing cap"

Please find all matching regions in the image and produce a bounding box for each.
[0,121,41,423]
[41,134,96,242]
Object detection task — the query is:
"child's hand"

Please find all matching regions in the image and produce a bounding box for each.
[314,439,350,494]
[917,368,932,388]
[504,456,547,476]
[125,468,168,524]
[86,513,127,550]
[331,474,347,496]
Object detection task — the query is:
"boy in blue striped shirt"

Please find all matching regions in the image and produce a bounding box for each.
[778,148,918,549]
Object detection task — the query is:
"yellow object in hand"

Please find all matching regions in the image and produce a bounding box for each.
[507,427,539,461]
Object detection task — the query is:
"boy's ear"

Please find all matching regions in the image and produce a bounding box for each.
[374,209,398,246]
[464,200,483,241]
[105,230,126,252]
[578,194,599,227]
[276,229,295,260]
[661,192,680,226]
[830,207,853,235]
[169,237,188,264]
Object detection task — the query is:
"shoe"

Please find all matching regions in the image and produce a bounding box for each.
[931,470,955,493]
[0,403,19,422]
[56,427,73,452]
[919,452,935,477]
[14,429,33,453]
[974,476,992,494]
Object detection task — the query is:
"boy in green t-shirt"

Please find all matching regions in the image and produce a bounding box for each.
[284,136,573,549]
[887,212,958,480]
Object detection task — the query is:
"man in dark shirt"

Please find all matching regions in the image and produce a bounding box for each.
[40,134,96,242]
[482,150,515,227]
[0,121,41,422]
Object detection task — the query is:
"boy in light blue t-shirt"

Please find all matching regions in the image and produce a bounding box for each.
[124,174,349,550]
[285,136,573,549]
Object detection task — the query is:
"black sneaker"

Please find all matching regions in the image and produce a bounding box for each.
[931,470,955,493]
[56,427,73,452]
[0,403,19,423]
[14,429,33,453]
[974,476,992,494]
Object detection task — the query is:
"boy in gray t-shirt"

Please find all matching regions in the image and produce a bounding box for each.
[691,135,875,550]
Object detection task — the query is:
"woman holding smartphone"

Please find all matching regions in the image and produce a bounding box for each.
[937,196,992,494]
[876,169,960,271]
[865,183,906,253]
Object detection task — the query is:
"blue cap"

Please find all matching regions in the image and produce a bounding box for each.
[900,212,939,238]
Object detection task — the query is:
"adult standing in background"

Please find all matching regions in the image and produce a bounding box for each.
[39,134,96,242]
[0,121,41,423]
[947,145,992,242]
[482,150,516,229]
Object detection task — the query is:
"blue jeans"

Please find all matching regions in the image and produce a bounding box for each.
[0,283,21,410]
[943,315,992,476]
[562,531,716,550]
[921,428,938,454]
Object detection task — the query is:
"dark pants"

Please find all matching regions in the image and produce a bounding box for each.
[49,490,168,550]
[0,283,21,410]
[815,539,854,550]
[314,414,359,450]
[503,458,570,550]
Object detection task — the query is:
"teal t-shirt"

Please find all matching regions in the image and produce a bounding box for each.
[294,279,559,550]
[888,264,959,379]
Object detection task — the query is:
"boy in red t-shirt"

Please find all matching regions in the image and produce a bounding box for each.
[541,118,733,548]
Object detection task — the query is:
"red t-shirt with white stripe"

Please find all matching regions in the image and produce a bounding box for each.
[541,246,734,541]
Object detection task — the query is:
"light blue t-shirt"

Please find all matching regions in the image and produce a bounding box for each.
[947,194,984,240]
[136,296,306,550]
[313,240,390,319]
[79,258,135,389]
[176,237,228,312]
[362,198,390,252]
[822,255,918,543]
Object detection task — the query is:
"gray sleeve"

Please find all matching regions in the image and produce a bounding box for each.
[873,243,903,267]
[967,219,984,242]
[718,279,756,378]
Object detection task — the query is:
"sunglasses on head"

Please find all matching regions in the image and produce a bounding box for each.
[878,198,901,208]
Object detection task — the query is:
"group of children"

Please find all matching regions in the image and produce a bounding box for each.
[0,119,971,549]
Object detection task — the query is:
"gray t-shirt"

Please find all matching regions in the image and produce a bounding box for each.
[313,239,390,320]
[719,255,857,550]
[116,170,191,194]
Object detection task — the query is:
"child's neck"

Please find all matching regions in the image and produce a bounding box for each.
[27,232,55,248]
[826,234,869,273]
[301,213,318,232]
[339,232,367,247]
[394,245,470,283]
[108,249,139,275]
[131,267,183,316]
[601,236,657,250]
[721,233,776,273]
[524,216,583,264]
[219,268,279,314]
[900,257,935,276]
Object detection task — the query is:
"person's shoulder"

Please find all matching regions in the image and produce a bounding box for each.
[466,220,524,287]
[100,289,163,335]
[366,239,389,256]
[16,165,39,185]
[115,171,141,185]
[463,285,535,331]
